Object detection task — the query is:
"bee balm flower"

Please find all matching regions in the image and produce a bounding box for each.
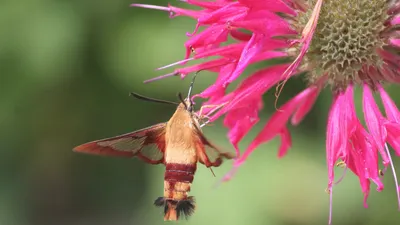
[132,0,400,223]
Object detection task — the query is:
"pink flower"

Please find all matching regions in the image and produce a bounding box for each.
[132,0,400,223]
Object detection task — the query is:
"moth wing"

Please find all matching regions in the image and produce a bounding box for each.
[73,123,166,164]
[193,126,235,168]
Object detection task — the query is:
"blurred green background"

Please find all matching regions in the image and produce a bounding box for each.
[1,0,400,225]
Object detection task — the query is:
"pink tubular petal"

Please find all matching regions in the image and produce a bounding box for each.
[131,4,204,18]
[175,58,233,79]
[235,86,317,166]
[363,84,389,165]
[130,4,170,11]
[231,11,295,35]
[224,98,263,157]
[348,87,383,193]
[197,2,245,25]
[326,86,355,188]
[220,165,239,182]
[156,58,194,70]
[143,72,178,83]
[330,85,384,205]
[238,0,296,15]
[276,0,323,92]
[326,95,343,188]
[378,85,400,123]
[209,65,288,121]
[195,43,246,59]
[224,33,267,85]
[390,39,400,47]
[291,83,320,125]
[168,4,205,18]
[277,127,292,158]
[363,183,371,208]
[353,127,383,191]
[327,85,381,216]
[391,15,400,25]
[184,0,226,10]
[185,24,229,54]
[346,132,372,208]
[385,123,400,156]
[194,63,236,101]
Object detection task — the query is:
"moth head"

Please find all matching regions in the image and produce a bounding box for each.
[177,71,199,113]
[177,93,194,113]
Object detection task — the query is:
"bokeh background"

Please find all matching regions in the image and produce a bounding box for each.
[2,0,400,225]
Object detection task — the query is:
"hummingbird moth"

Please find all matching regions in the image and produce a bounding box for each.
[73,75,235,221]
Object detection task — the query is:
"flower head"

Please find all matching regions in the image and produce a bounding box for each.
[132,0,400,223]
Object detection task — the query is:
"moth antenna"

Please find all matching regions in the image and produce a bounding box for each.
[129,92,179,105]
[186,71,202,112]
[177,92,188,109]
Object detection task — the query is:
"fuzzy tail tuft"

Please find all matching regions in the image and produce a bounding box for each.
[153,196,196,221]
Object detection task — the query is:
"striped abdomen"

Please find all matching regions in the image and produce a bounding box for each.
[154,163,197,221]
[164,163,196,200]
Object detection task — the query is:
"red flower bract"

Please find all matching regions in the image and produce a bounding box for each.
[132,0,400,223]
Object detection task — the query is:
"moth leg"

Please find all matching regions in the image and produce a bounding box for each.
[197,103,227,127]
[198,103,227,118]
[197,149,222,168]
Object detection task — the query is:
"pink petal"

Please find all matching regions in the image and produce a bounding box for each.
[230,11,294,35]
[184,0,226,10]
[238,0,296,16]
[385,123,400,156]
[276,0,323,96]
[353,127,383,191]
[363,84,389,165]
[197,2,246,25]
[378,85,400,123]
[224,33,267,85]
[224,98,263,157]
[235,86,317,166]
[168,4,205,18]
[326,95,345,187]
[291,84,320,125]
[176,58,233,79]
[326,86,355,188]
[210,65,287,121]
[346,128,372,208]
[194,63,236,100]
[277,127,292,158]
[184,24,230,59]
[390,38,400,47]
[195,43,246,59]
[390,15,400,25]
[131,4,205,19]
